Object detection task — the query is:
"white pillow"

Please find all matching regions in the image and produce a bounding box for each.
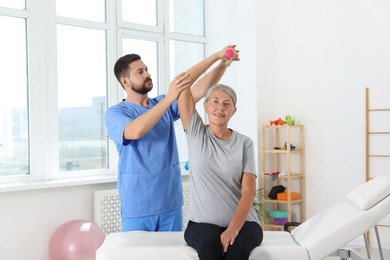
[346,176,390,210]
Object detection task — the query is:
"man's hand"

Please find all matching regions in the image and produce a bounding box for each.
[166,72,192,101]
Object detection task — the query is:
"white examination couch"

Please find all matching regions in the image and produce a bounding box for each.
[96,175,390,260]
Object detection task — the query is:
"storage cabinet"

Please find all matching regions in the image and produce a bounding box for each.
[260,125,305,230]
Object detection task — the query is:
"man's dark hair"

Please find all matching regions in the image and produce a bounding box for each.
[114,54,141,84]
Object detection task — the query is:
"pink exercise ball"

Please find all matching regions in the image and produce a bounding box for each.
[49,219,105,260]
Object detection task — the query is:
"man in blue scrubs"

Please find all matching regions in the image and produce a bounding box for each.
[105,45,239,232]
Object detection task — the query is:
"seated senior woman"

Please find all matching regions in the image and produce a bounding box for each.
[177,54,263,260]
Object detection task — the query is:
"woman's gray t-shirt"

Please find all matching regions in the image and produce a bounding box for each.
[185,110,259,227]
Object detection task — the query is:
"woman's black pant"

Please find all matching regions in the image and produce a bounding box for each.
[184,221,263,260]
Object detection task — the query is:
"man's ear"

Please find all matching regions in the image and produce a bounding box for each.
[120,76,128,88]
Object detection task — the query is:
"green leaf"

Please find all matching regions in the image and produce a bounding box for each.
[252,188,265,222]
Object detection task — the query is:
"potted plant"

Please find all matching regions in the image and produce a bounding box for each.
[253,188,265,222]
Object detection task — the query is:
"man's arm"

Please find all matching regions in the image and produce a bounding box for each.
[123,72,191,140]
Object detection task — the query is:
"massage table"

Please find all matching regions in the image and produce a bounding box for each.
[96,175,390,260]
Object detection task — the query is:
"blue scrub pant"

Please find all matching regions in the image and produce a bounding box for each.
[121,207,182,232]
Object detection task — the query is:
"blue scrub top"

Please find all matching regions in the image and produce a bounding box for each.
[104,95,183,218]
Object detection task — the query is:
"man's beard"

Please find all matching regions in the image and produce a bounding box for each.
[131,78,153,94]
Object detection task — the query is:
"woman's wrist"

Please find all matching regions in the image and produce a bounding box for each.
[219,59,231,68]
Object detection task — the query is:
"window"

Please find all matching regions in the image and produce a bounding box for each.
[169,0,204,36]
[57,25,108,172]
[0,14,28,177]
[0,0,205,186]
[56,0,105,22]
[121,0,157,26]
[54,0,109,177]
[0,0,25,9]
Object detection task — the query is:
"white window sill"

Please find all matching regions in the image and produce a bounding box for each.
[0,174,117,193]
[0,166,189,193]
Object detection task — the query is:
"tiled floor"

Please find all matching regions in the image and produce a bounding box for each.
[323,247,390,259]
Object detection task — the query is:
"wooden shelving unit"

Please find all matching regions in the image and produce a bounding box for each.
[261,125,305,230]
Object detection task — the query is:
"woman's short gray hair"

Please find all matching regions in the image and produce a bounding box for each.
[204,84,237,107]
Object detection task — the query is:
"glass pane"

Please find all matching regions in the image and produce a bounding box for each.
[169,40,204,79]
[121,0,157,26]
[0,0,25,9]
[169,0,204,36]
[122,38,158,97]
[56,0,105,22]
[170,40,204,163]
[0,16,29,176]
[57,25,108,172]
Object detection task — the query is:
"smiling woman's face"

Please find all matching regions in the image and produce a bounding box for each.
[204,89,237,127]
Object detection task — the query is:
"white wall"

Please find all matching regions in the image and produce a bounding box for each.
[256,0,390,247]
[0,183,116,260]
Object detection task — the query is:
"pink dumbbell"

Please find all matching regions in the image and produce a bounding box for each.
[225,49,234,59]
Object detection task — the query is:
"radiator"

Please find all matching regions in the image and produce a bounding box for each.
[94,181,190,235]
